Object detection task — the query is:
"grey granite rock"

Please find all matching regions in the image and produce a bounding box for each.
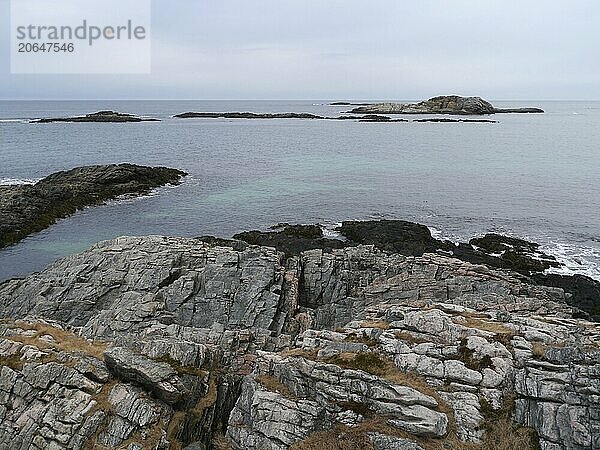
[0,237,598,449]
[104,346,186,405]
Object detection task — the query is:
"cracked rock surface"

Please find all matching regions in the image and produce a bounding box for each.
[0,236,598,449]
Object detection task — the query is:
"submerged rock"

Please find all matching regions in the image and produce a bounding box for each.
[350,95,543,115]
[0,163,186,248]
[31,111,160,123]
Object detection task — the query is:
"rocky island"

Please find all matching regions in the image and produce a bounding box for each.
[173,111,497,124]
[348,96,544,115]
[173,112,325,120]
[0,219,598,449]
[31,111,160,123]
[0,164,186,248]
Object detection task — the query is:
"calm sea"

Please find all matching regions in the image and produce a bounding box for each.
[1,100,599,281]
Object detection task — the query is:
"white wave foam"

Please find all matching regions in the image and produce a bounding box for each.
[321,222,343,239]
[427,225,462,245]
[0,178,39,186]
[541,242,600,281]
[430,223,600,282]
[428,226,443,239]
[0,119,29,123]
[106,192,158,206]
[105,181,184,206]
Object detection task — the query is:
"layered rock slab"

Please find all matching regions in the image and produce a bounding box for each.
[0,237,598,449]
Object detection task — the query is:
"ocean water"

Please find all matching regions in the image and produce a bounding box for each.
[1,100,599,281]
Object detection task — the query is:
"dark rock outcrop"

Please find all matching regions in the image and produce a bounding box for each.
[0,163,186,248]
[350,96,543,115]
[532,273,600,321]
[31,111,159,123]
[413,118,498,123]
[359,115,409,123]
[469,234,560,274]
[329,101,372,106]
[338,220,451,256]
[233,223,346,257]
[174,112,325,119]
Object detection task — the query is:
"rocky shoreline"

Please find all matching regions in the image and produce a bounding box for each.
[0,164,598,449]
[0,164,186,248]
[0,229,597,449]
[233,221,600,322]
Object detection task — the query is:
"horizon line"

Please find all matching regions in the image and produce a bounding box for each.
[1,98,598,102]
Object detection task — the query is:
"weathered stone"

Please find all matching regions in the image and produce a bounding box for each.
[104,347,185,405]
[0,235,598,449]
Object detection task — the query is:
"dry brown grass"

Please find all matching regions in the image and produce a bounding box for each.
[256,374,296,399]
[344,333,380,347]
[88,379,118,415]
[281,348,319,359]
[83,380,118,450]
[165,412,186,450]
[115,420,165,450]
[166,369,220,450]
[361,320,391,330]
[290,417,482,450]
[152,354,207,378]
[0,354,25,371]
[212,433,234,450]
[455,315,517,352]
[193,371,219,414]
[458,316,514,336]
[480,416,539,450]
[393,331,429,345]
[289,422,376,450]
[531,342,547,359]
[9,320,107,359]
[326,352,388,376]
[479,398,541,450]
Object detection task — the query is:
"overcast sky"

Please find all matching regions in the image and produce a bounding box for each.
[1,0,599,100]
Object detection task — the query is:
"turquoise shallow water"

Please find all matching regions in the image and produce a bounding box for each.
[1,100,599,281]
